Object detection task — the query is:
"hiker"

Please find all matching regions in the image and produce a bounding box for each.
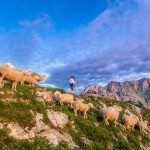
[69,76,76,93]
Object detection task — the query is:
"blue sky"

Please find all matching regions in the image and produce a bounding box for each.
[0,0,150,92]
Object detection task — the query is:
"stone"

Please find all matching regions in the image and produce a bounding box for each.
[37,129,78,149]
[94,122,99,127]
[1,98,17,102]
[0,123,4,129]
[137,136,142,141]
[7,122,29,140]
[118,132,128,141]
[81,137,92,145]
[47,109,69,128]
[34,113,49,133]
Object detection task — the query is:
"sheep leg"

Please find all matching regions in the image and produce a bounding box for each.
[0,74,6,88]
[127,125,132,130]
[70,103,73,108]
[0,80,4,88]
[105,119,109,126]
[132,125,135,131]
[12,82,15,91]
[14,81,17,92]
[21,81,24,86]
[74,109,77,116]
[84,112,87,118]
[114,121,120,127]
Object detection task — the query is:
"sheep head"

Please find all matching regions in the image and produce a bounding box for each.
[115,106,122,112]
[33,75,40,81]
[88,103,94,108]
[38,75,46,82]
[23,70,31,76]
[124,109,131,115]
[133,115,139,122]
[98,102,106,108]
[54,91,61,97]
[31,72,46,82]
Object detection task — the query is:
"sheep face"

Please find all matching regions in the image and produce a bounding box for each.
[23,70,31,76]
[117,106,122,112]
[33,75,39,80]
[98,102,106,108]
[124,109,131,115]
[88,103,94,108]
[38,75,46,82]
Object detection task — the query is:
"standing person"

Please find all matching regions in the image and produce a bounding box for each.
[69,76,76,93]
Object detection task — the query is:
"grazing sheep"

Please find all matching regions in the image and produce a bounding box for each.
[122,109,139,131]
[138,120,150,134]
[98,103,122,127]
[36,90,52,104]
[73,100,94,118]
[0,65,29,91]
[21,75,39,87]
[54,91,74,107]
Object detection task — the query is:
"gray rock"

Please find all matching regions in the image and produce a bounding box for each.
[47,109,69,129]
[37,129,78,149]
[84,78,150,108]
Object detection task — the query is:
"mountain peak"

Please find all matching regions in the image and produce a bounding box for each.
[84,78,150,108]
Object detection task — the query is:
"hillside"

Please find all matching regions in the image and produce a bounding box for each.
[84,78,150,109]
[0,81,150,150]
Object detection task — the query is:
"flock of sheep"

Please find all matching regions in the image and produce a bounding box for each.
[0,63,149,135]
[0,63,46,91]
[46,90,149,135]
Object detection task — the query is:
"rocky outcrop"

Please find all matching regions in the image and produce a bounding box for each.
[84,78,150,108]
[47,109,69,128]
[0,111,77,149]
[37,129,77,149]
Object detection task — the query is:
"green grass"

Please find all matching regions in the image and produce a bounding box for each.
[0,81,149,149]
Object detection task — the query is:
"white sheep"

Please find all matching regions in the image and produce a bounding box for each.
[54,91,74,107]
[99,103,122,127]
[73,100,94,118]
[122,109,139,131]
[36,90,52,104]
[21,74,39,87]
[138,120,150,134]
[0,64,30,91]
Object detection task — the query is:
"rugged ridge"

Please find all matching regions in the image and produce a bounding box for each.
[84,78,150,108]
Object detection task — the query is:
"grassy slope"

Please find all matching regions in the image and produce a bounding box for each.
[0,82,149,150]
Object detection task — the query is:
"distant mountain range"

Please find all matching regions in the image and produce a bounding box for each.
[84,78,150,108]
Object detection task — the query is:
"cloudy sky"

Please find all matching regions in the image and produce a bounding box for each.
[0,0,150,91]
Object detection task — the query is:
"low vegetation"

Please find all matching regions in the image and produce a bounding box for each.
[0,82,149,150]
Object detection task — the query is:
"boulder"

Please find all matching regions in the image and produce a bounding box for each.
[47,109,69,128]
